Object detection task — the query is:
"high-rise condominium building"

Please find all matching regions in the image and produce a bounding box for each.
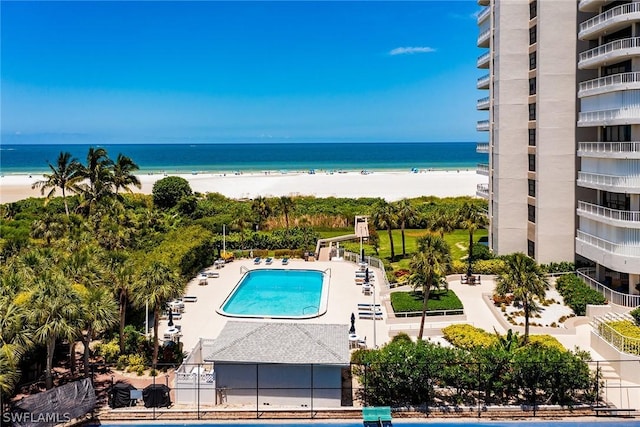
[477,0,640,304]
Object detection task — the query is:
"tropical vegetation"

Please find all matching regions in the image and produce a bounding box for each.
[555,274,607,316]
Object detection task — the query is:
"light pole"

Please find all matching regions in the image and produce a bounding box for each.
[372,283,377,348]
[223,224,226,256]
[359,236,363,263]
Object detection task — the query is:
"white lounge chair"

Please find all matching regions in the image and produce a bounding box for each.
[265,257,273,265]
[254,257,262,264]
[282,257,289,265]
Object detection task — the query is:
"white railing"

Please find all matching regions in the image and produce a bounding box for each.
[476,97,490,109]
[477,28,490,46]
[577,200,640,223]
[578,108,640,125]
[577,268,640,307]
[580,2,640,36]
[477,74,490,88]
[476,143,489,153]
[476,120,490,131]
[579,37,640,66]
[476,163,489,175]
[594,318,640,355]
[477,52,490,68]
[343,251,391,289]
[476,183,489,198]
[576,230,640,258]
[394,308,465,318]
[578,72,640,97]
[577,171,640,190]
[477,6,490,24]
[578,141,640,155]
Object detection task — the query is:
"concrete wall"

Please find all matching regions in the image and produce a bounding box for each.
[590,331,640,384]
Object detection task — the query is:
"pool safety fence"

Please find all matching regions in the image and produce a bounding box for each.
[90,360,640,421]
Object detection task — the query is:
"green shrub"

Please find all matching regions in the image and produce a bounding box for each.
[527,335,566,351]
[94,338,120,363]
[472,259,506,274]
[390,290,463,314]
[631,307,640,327]
[555,274,607,316]
[442,324,497,349]
[152,176,193,209]
[472,243,493,260]
[450,260,466,274]
[541,261,575,274]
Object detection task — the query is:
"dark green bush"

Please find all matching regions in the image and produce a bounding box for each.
[390,290,463,313]
[152,176,192,209]
[542,261,575,274]
[555,274,607,316]
[630,307,640,327]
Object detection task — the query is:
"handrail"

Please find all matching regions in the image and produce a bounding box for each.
[477,28,490,44]
[577,268,640,307]
[240,265,249,274]
[579,37,640,64]
[577,171,640,189]
[477,6,490,24]
[477,52,490,66]
[477,74,490,86]
[323,268,331,278]
[576,229,640,257]
[578,141,640,154]
[580,2,640,34]
[593,315,640,355]
[302,305,318,315]
[477,183,489,192]
[578,72,640,96]
[577,200,640,223]
[343,251,391,289]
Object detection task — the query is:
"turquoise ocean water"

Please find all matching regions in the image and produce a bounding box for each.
[0,142,483,175]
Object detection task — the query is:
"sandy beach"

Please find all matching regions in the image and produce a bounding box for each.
[0,170,485,204]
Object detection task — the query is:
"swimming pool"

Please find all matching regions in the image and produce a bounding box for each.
[218,269,329,319]
[101,421,640,427]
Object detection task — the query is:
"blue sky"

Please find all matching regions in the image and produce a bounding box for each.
[1,1,483,144]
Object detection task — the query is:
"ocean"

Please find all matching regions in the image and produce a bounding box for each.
[0,142,484,175]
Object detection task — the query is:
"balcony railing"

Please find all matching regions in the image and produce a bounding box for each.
[476,96,490,110]
[579,37,640,69]
[476,183,489,199]
[577,201,640,225]
[477,51,490,68]
[577,268,640,307]
[476,120,490,131]
[476,163,489,176]
[579,0,616,13]
[579,2,640,39]
[477,74,490,89]
[578,108,640,126]
[578,72,640,97]
[578,171,640,191]
[476,142,489,153]
[578,141,640,157]
[477,28,490,47]
[477,6,490,24]
[477,0,489,6]
[576,229,640,258]
[595,317,640,355]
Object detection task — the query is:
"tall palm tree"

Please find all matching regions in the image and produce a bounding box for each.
[31,151,82,217]
[76,147,114,214]
[458,202,489,277]
[394,199,416,257]
[77,285,118,377]
[410,233,452,340]
[494,253,549,343]
[112,153,141,196]
[251,196,272,231]
[0,300,33,397]
[108,255,135,353]
[30,213,66,246]
[278,196,295,229]
[133,261,183,366]
[426,208,457,237]
[372,201,398,260]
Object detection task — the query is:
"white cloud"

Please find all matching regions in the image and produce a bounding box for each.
[389,46,436,56]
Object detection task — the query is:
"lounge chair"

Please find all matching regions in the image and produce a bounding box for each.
[207,271,220,278]
[265,257,273,265]
[282,257,289,265]
[183,296,198,303]
[254,257,261,264]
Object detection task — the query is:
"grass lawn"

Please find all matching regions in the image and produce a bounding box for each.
[390,289,463,314]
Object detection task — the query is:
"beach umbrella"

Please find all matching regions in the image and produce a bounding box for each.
[349,312,356,335]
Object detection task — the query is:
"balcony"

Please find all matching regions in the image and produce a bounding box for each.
[576,230,640,273]
[579,0,615,13]
[477,51,490,69]
[477,74,490,89]
[578,72,640,98]
[577,171,640,192]
[578,108,640,127]
[577,269,640,307]
[476,96,490,110]
[577,201,640,228]
[476,163,489,176]
[476,120,490,131]
[477,0,489,6]
[476,142,489,153]
[578,37,640,70]
[476,183,489,199]
[578,141,640,159]
[477,28,490,48]
[579,3,640,40]
[477,6,490,25]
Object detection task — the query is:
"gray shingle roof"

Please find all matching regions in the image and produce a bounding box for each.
[203,322,350,365]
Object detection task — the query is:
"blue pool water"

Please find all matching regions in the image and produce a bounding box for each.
[219,269,326,318]
[101,422,640,427]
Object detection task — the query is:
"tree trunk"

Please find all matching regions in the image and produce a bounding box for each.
[62,187,69,217]
[388,227,395,260]
[401,221,406,257]
[523,302,530,343]
[69,341,77,375]
[417,284,431,340]
[152,307,160,367]
[45,336,56,390]
[467,230,474,277]
[285,212,289,229]
[119,291,127,354]
[83,330,93,378]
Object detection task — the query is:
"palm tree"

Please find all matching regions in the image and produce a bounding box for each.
[394,199,416,257]
[458,202,489,277]
[410,233,452,340]
[278,196,295,229]
[372,201,398,260]
[133,261,183,366]
[426,208,457,238]
[30,213,66,246]
[112,153,141,196]
[494,253,549,343]
[108,256,135,353]
[77,285,118,377]
[251,196,272,231]
[76,147,114,214]
[0,300,33,397]
[31,152,82,216]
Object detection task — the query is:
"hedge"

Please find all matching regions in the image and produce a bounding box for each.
[555,274,607,316]
[390,290,463,313]
[442,324,566,351]
[449,259,506,275]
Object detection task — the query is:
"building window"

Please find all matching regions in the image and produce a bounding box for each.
[529,52,537,70]
[528,179,536,197]
[529,77,536,95]
[528,204,536,223]
[602,125,631,142]
[528,129,536,146]
[603,192,630,211]
[529,1,537,19]
[529,25,537,45]
[529,103,536,120]
[527,240,535,258]
[604,60,631,77]
[528,154,536,172]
